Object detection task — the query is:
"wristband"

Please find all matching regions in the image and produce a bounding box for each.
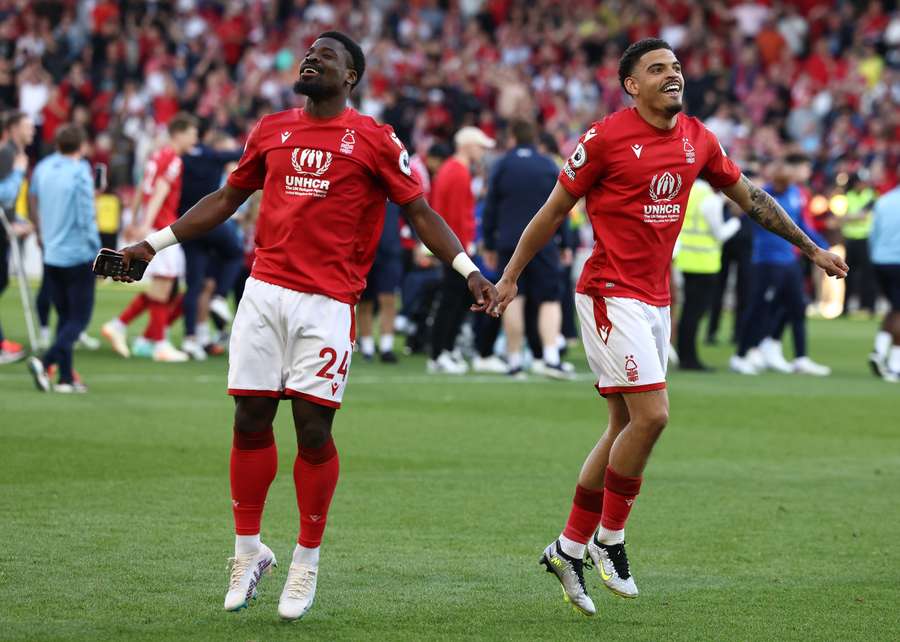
[452,251,479,278]
[145,226,178,253]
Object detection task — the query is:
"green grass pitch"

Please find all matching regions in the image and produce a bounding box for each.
[1,281,898,641]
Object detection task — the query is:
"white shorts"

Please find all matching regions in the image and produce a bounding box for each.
[575,293,670,396]
[143,244,185,280]
[227,277,355,408]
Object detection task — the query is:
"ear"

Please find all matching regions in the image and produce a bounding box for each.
[346,68,358,88]
[624,76,639,97]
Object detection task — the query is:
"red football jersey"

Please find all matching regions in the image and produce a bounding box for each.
[227,107,423,304]
[141,146,183,230]
[559,108,741,306]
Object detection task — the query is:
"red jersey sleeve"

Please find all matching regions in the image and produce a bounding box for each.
[227,119,266,191]
[558,123,606,199]
[162,154,182,182]
[373,126,423,205]
[700,128,741,189]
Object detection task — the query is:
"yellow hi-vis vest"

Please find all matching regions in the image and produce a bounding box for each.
[842,188,875,240]
[674,181,720,274]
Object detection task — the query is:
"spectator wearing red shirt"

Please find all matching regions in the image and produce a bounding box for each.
[427,126,495,374]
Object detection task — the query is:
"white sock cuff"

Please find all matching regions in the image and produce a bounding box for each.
[379,333,394,353]
[360,336,375,354]
[558,534,586,559]
[235,534,261,555]
[597,527,625,545]
[293,543,320,566]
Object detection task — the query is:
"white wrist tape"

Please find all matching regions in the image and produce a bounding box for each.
[451,251,479,278]
[145,226,178,253]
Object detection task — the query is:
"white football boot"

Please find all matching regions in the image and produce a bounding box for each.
[471,354,508,373]
[278,562,318,620]
[181,337,208,361]
[152,341,189,363]
[539,541,596,616]
[224,543,276,611]
[76,331,101,350]
[729,355,759,375]
[793,356,831,376]
[587,534,639,598]
[759,338,793,373]
[101,320,130,358]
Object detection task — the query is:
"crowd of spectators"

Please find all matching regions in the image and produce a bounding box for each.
[0,0,896,197]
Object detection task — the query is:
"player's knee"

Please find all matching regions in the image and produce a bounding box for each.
[233,398,278,433]
[296,422,332,450]
[635,408,668,434]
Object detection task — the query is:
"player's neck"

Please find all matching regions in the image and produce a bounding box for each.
[302,95,349,120]
[634,103,678,131]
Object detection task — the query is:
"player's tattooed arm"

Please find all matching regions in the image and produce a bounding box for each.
[722,174,849,278]
[728,175,819,255]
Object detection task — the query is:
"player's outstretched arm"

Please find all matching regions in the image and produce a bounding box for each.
[114,184,254,282]
[722,174,848,278]
[401,196,499,315]
[493,182,577,315]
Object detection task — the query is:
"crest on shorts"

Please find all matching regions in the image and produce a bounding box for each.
[625,355,639,382]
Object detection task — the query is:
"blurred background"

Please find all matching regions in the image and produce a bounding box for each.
[0,0,899,377]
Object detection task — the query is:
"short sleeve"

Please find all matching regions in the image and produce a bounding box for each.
[373,126,423,205]
[558,123,606,199]
[227,119,266,191]
[700,128,741,189]
[163,155,182,182]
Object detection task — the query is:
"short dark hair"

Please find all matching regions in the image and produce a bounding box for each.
[618,38,674,96]
[168,112,198,135]
[509,119,536,146]
[3,110,27,132]
[55,124,87,154]
[318,31,366,89]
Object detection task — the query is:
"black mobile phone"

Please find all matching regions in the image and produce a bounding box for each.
[92,248,148,280]
[93,162,108,191]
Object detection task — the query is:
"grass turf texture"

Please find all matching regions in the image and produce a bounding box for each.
[0,281,897,641]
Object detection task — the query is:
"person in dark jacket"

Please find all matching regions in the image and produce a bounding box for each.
[481,120,571,379]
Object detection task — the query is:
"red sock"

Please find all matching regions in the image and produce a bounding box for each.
[562,484,604,544]
[230,427,278,536]
[119,294,148,324]
[143,300,169,341]
[167,293,184,326]
[294,437,339,548]
[600,466,642,531]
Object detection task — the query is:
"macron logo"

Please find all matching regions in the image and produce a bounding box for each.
[631,144,643,158]
[281,131,292,144]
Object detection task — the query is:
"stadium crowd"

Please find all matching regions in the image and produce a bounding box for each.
[1,0,899,384]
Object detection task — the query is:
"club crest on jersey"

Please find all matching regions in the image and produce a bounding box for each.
[287,148,332,198]
[683,137,695,164]
[645,171,683,222]
[341,129,356,155]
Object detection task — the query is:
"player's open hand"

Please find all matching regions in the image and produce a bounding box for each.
[114,241,156,282]
[490,276,518,317]
[467,271,500,316]
[811,248,849,279]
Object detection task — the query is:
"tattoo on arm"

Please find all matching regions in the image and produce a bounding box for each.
[740,175,818,256]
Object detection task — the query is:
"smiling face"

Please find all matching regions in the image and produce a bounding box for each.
[624,48,684,117]
[293,37,357,100]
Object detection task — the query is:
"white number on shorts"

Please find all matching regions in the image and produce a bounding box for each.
[316,348,349,380]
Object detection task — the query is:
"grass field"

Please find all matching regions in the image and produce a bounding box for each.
[1,281,898,641]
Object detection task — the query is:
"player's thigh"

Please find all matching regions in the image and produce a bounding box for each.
[227,277,287,396]
[621,387,670,429]
[575,294,667,395]
[284,294,354,409]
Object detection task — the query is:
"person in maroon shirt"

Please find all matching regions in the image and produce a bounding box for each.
[492,38,847,617]
[427,126,495,374]
[113,32,497,622]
